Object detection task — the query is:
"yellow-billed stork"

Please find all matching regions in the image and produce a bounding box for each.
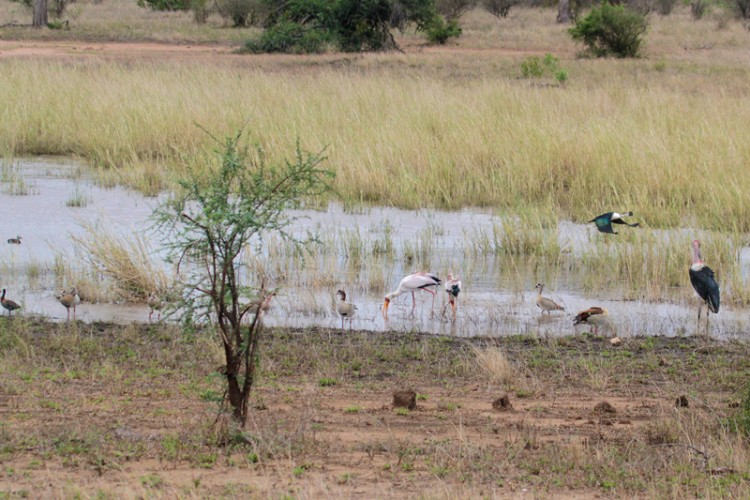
[382,272,441,320]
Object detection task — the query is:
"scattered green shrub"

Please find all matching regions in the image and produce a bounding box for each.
[569,1,649,58]
[243,20,328,54]
[520,53,568,83]
[426,17,462,44]
[136,0,189,11]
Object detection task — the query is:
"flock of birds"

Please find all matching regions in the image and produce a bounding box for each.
[1,210,723,335]
[335,211,722,335]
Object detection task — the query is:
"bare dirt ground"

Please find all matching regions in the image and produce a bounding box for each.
[2,321,749,498]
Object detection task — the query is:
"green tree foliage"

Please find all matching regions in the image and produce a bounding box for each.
[137,0,189,11]
[247,0,450,53]
[569,1,648,58]
[154,130,333,425]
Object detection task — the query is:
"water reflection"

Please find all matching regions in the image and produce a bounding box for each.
[1,158,748,340]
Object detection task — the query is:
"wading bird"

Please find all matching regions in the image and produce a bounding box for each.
[335,290,357,330]
[1,289,21,316]
[589,212,639,234]
[534,283,564,315]
[442,272,462,320]
[7,236,21,244]
[147,291,163,321]
[383,272,441,320]
[689,239,720,332]
[573,306,609,335]
[57,288,80,320]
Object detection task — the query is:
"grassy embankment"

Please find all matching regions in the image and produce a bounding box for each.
[2,318,750,497]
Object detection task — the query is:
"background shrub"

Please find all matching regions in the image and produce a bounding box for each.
[243,20,328,53]
[137,0,189,11]
[569,1,648,57]
[426,17,462,43]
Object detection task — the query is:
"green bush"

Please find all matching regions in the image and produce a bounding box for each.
[520,53,568,82]
[136,0,189,11]
[243,20,328,54]
[426,17,462,44]
[569,1,648,58]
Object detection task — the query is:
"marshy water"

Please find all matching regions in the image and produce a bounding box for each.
[3,159,749,340]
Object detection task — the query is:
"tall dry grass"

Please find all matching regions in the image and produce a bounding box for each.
[0,8,749,229]
[71,223,172,301]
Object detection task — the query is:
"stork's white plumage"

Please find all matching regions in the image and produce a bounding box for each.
[442,272,462,320]
[383,272,441,320]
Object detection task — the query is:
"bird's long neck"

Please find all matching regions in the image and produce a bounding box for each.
[1,290,5,300]
[387,289,405,301]
[692,244,703,266]
[537,285,544,296]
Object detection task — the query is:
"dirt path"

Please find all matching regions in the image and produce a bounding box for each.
[0,39,236,61]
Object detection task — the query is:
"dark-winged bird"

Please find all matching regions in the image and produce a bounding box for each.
[1,289,21,316]
[442,272,462,320]
[689,239,719,332]
[589,212,639,234]
[573,306,610,335]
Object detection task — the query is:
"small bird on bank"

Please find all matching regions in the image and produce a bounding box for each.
[7,236,22,244]
[534,283,564,315]
[57,287,80,320]
[689,239,719,332]
[589,212,639,234]
[335,290,357,330]
[1,289,21,316]
[383,272,441,320]
[442,272,462,320]
[147,291,163,321]
[573,306,609,335]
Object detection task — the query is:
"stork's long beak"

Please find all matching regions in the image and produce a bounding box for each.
[382,298,390,320]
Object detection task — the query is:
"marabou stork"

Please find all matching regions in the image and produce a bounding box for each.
[335,290,357,330]
[534,283,564,314]
[689,239,720,332]
[442,272,462,320]
[589,212,639,234]
[383,272,441,320]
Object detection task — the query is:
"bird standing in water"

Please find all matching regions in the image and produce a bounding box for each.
[335,290,357,330]
[1,289,21,316]
[7,236,22,245]
[57,288,81,320]
[147,291,163,321]
[442,272,462,320]
[688,239,719,333]
[383,272,441,320]
[589,212,639,234]
[534,283,564,315]
[573,306,609,335]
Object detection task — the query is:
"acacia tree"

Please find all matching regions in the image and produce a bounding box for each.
[155,130,333,426]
